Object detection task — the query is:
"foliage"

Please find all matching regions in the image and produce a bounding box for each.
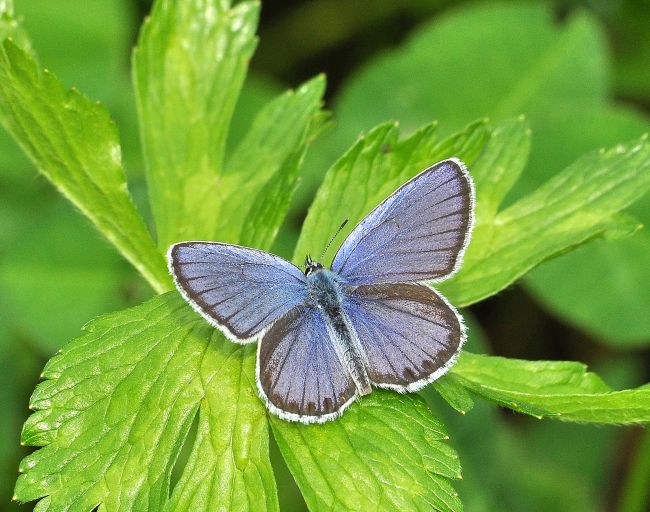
[319,2,650,345]
[1,1,649,511]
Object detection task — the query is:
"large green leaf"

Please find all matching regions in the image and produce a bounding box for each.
[15,293,278,512]
[0,38,170,293]
[272,392,461,512]
[451,353,650,424]
[133,0,259,249]
[269,121,490,512]
[326,2,650,344]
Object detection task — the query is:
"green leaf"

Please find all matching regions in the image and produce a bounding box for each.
[272,391,462,512]
[133,0,259,249]
[441,131,650,307]
[0,1,30,51]
[526,234,650,345]
[294,118,489,267]
[217,75,326,250]
[0,38,171,293]
[451,352,650,424]
[328,1,650,344]
[15,293,278,512]
[432,375,474,415]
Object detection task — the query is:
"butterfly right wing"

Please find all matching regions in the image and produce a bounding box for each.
[343,282,465,391]
[169,242,308,343]
[257,304,358,423]
[331,159,474,285]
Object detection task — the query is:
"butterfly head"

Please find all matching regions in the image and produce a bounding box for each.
[304,255,324,276]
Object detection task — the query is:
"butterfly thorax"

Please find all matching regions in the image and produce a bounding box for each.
[305,267,343,312]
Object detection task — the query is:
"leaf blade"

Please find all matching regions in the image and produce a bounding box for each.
[451,352,650,424]
[15,293,278,512]
[219,75,326,250]
[272,392,462,512]
[133,0,259,249]
[0,38,170,293]
[442,134,650,306]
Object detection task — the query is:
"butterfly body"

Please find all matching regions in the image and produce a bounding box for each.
[169,158,475,423]
[305,266,373,396]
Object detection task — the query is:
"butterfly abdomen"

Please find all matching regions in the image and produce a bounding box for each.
[306,268,372,396]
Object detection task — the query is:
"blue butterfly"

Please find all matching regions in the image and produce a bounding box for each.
[168,158,475,424]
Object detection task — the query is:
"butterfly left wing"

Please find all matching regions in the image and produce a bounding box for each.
[257,304,358,423]
[342,282,464,391]
[169,242,308,343]
[331,158,474,285]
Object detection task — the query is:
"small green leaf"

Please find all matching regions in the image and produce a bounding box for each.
[432,375,474,415]
[0,0,30,51]
[217,75,326,249]
[451,353,650,424]
[442,133,650,306]
[294,118,488,267]
[133,0,259,249]
[272,391,462,512]
[15,293,277,511]
[470,116,531,220]
[0,38,170,293]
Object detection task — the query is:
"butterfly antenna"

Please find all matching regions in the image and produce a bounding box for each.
[320,219,348,261]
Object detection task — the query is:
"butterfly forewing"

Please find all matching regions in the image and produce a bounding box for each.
[169,242,308,342]
[331,159,474,285]
[257,305,358,422]
[343,283,464,390]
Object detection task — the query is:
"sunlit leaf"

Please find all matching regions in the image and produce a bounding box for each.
[452,353,650,424]
[133,0,259,249]
[15,293,278,512]
[0,38,170,293]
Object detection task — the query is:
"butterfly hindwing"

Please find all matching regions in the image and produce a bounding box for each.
[343,282,464,391]
[331,158,474,285]
[169,242,308,342]
[257,305,358,423]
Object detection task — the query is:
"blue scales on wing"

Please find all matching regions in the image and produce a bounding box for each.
[257,304,357,422]
[332,158,474,285]
[168,242,308,342]
[343,283,464,391]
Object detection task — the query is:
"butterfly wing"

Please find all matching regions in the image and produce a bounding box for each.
[343,283,464,391]
[331,158,474,285]
[169,242,308,343]
[257,304,358,423]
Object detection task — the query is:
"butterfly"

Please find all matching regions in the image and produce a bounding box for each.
[168,158,475,424]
